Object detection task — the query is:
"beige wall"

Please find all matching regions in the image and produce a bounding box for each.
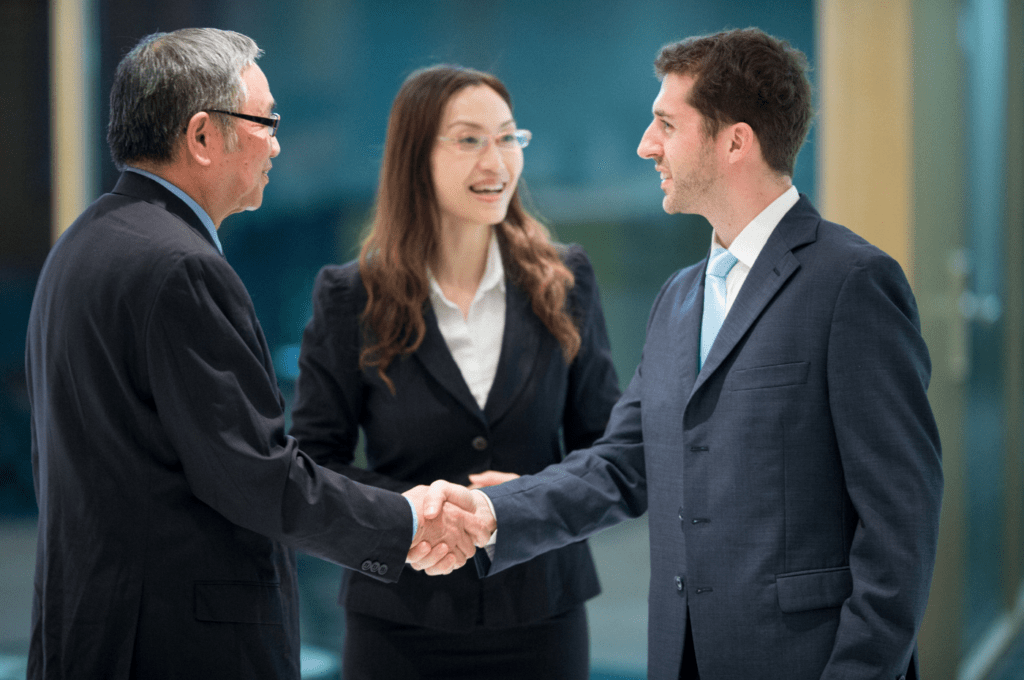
[817,0,913,277]
[50,0,96,242]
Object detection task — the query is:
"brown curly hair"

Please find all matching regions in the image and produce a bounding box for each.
[358,64,580,392]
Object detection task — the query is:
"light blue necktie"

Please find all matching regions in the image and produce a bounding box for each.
[699,247,739,370]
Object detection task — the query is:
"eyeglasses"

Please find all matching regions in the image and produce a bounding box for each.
[206,110,281,137]
[437,129,531,154]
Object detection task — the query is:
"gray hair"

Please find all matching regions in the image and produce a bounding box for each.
[107,28,263,170]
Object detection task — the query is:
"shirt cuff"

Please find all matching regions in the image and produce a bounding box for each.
[406,496,418,542]
[476,490,498,558]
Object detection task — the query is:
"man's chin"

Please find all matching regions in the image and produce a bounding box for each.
[243,194,264,212]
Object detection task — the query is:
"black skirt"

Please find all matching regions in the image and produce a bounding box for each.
[341,604,589,680]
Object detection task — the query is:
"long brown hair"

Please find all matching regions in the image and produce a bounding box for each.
[359,64,580,392]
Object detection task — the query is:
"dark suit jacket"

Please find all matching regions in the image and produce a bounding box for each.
[25,172,413,680]
[289,245,620,631]
[482,197,943,680]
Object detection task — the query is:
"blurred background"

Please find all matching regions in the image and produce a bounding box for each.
[0,0,1021,678]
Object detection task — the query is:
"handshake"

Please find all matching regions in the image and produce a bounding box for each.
[402,477,503,575]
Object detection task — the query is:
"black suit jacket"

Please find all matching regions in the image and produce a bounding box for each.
[25,172,413,680]
[482,197,943,679]
[290,245,620,630]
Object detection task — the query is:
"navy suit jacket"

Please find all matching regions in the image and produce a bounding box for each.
[290,245,620,631]
[25,172,413,680]
[482,196,943,680]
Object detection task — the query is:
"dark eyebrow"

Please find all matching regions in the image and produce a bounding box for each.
[445,118,517,132]
[653,107,673,120]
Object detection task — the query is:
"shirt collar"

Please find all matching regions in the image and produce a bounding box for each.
[713,185,799,269]
[125,167,223,255]
[428,230,506,307]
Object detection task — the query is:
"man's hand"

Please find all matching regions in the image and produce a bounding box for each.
[467,470,520,489]
[403,480,497,575]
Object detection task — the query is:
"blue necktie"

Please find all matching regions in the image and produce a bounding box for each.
[700,247,738,370]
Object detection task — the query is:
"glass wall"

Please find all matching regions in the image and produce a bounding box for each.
[963,0,1024,675]
[961,0,1010,651]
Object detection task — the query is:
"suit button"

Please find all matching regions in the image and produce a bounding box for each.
[369,561,381,573]
[472,436,488,451]
[675,576,684,592]
[361,560,373,572]
[378,564,388,576]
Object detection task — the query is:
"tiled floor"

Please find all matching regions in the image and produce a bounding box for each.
[0,515,649,679]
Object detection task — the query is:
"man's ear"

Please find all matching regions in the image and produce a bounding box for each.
[184,111,217,167]
[724,121,756,165]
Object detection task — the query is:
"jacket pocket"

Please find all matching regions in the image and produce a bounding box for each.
[729,361,810,391]
[194,581,284,624]
[775,566,852,613]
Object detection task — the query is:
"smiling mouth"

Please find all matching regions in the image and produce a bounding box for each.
[470,182,506,195]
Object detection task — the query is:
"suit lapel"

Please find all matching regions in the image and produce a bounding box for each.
[690,196,819,398]
[675,269,705,400]
[484,280,541,424]
[413,304,487,424]
[411,280,541,427]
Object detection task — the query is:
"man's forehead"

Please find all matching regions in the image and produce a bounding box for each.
[241,63,275,112]
[652,82,672,116]
[652,73,693,115]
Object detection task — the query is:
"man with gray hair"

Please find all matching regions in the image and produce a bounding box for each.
[26,28,478,679]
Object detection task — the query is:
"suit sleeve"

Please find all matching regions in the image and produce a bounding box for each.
[143,253,413,578]
[289,266,411,493]
[822,254,943,678]
[561,245,621,453]
[479,268,691,574]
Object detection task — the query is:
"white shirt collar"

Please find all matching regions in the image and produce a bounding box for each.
[714,185,800,268]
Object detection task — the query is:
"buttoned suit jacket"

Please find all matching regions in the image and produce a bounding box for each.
[25,172,413,680]
[482,196,943,680]
[289,245,620,631]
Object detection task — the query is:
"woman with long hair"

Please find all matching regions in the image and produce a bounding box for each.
[290,64,620,679]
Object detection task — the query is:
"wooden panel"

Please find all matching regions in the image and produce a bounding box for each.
[817,0,912,278]
[50,0,96,241]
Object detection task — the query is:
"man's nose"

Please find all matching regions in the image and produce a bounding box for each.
[637,122,659,159]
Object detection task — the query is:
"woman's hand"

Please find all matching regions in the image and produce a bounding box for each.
[467,470,520,489]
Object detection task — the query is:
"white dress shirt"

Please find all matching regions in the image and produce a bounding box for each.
[715,185,800,314]
[428,231,506,411]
